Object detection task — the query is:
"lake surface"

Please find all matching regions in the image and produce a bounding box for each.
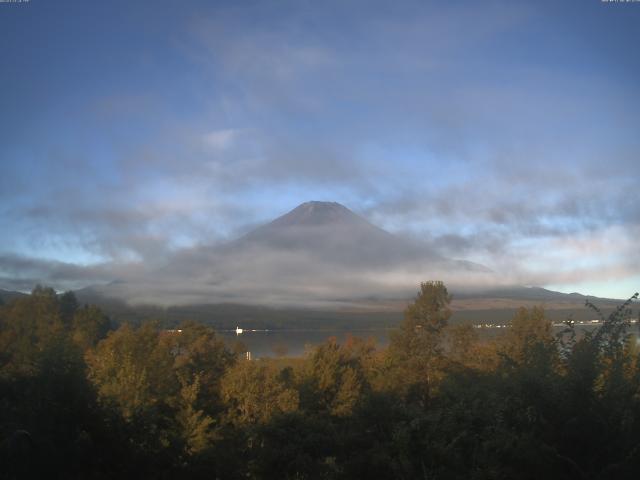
[218,323,611,359]
[218,328,393,358]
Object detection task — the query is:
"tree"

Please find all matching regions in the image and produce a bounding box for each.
[86,322,175,420]
[71,305,110,351]
[387,281,452,405]
[498,306,558,372]
[59,290,79,327]
[300,337,369,417]
[174,373,215,455]
[0,286,64,376]
[170,321,235,416]
[446,322,492,371]
[0,287,110,478]
[221,360,299,424]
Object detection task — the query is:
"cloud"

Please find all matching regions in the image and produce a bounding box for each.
[202,129,239,150]
[68,245,494,308]
[0,253,125,292]
[0,0,638,301]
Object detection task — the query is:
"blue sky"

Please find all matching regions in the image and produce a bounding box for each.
[1,0,639,299]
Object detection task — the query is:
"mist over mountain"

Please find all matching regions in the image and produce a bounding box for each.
[79,201,496,307]
[231,201,447,268]
[3,201,614,310]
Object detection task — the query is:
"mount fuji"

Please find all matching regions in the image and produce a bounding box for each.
[79,201,493,307]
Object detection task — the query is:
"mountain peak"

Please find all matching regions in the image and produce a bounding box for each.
[298,200,344,210]
[235,200,392,252]
[269,201,368,228]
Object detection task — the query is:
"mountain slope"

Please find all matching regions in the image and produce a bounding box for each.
[79,201,494,306]
[226,201,440,268]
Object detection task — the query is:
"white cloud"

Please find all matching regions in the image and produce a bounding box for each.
[202,129,239,150]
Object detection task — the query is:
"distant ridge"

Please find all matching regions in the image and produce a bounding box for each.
[0,288,28,303]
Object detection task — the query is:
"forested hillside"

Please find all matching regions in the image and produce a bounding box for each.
[1,283,639,479]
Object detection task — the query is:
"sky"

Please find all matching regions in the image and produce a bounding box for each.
[1,0,639,301]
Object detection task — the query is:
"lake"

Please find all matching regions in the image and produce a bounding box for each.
[218,328,394,358]
[217,322,611,359]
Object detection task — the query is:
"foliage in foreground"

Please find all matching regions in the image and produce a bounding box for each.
[1,282,639,479]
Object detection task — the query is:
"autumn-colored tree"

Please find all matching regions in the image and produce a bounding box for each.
[3,282,640,479]
[387,281,452,405]
[299,336,373,417]
[221,360,299,424]
[0,285,65,376]
[71,304,110,351]
[170,321,235,416]
[0,287,111,478]
[86,322,175,419]
[174,373,216,455]
[497,306,558,373]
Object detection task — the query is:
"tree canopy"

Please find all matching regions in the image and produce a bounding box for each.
[1,284,639,479]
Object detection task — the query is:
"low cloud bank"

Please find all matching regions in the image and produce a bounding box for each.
[0,239,581,307]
